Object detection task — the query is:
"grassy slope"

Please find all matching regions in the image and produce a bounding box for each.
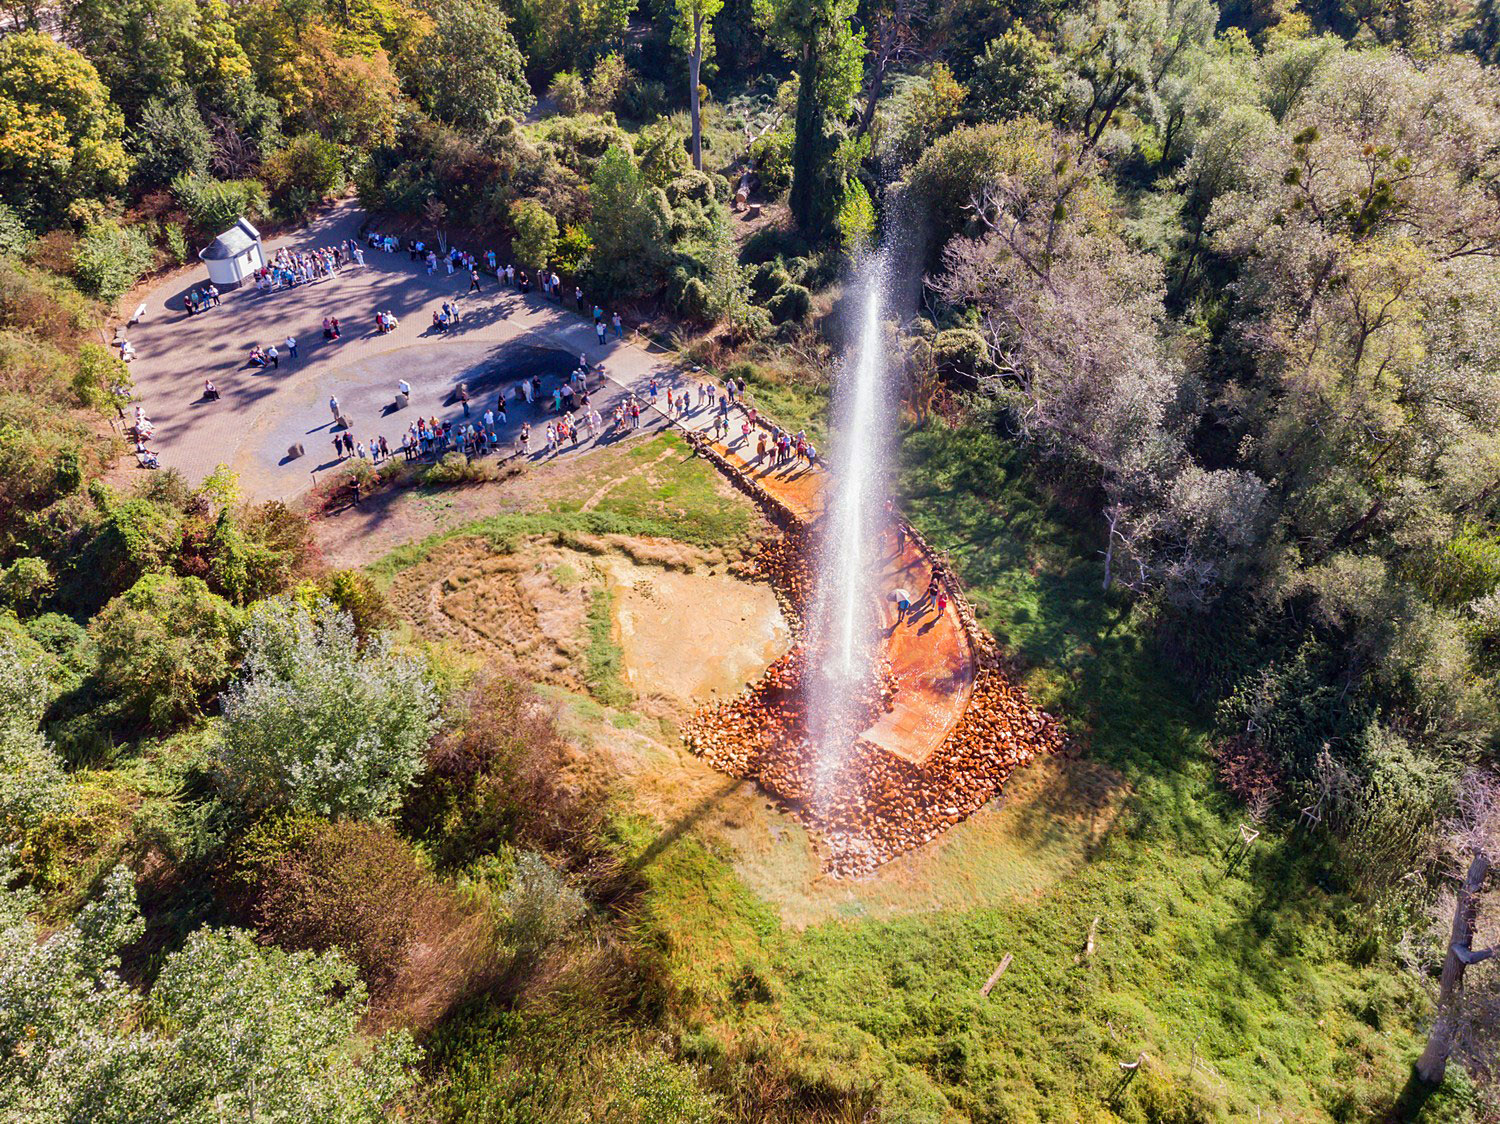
[625,420,1467,1121]
[368,432,754,579]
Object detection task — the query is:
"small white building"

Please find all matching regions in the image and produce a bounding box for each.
[199,218,265,288]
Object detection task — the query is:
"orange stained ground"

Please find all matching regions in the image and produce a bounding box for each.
[700,433,976,767]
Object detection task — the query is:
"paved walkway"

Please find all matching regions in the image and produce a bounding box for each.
[120,199,973,769]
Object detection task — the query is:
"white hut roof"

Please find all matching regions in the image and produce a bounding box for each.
[200,218,261,261]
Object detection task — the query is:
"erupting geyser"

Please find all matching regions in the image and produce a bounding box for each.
[805,251,895,799]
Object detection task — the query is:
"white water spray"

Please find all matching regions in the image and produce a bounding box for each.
[806,252,894,790]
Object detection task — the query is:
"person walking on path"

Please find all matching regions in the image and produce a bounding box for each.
[892,588,912,625]
[266,343,279,369]
[469,269,482,293]
[285,335,298,359]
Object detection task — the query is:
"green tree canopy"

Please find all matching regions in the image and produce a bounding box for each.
[0,32,130,224]
[755,0,863,237]
[415,0,533,131]
[0,862,419,1120]
[213,599,440,820]
[89,571,241,730]
[586,146,669,293]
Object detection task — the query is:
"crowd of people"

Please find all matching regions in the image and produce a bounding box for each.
[253,241,363,293]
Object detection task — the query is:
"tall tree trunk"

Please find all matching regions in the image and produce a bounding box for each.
[854,17,889,142]
[689,14,704,171]
[1417,853,1492,1084]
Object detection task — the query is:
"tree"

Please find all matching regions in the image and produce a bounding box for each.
[130,85,212,189]
[0,862,419,1120]
[1059,0,1215,148]
[416,0,533,132]
[0,32,130,224]
[171,173,268,236]
[509,198,558,270]
[586,146,669,293]
[213,599,440,821]
[757,0,865,237]
[89,571,240,730]
[968,23,1064,124]
[932,119,1265,605]
[676,0,724,170]
[261,133,346,219]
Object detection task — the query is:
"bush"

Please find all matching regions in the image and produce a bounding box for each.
[72,220,154,302]
[89,572,241,729]
[547,71,588,117]
[73,341,129,409]
[0,203,34,258]
[767,283,811,325]
[424,452,487,486]
[262,135,345,220]
[296,569,393,638]
[0,556,51,611]
[552,224,594,275]
[161,221,189,264]
[0,640,70,850]
[749,130,793,198]
[213,598,440,820]
[619,80,668,123]
[402,670,609,871]
[509,199,558,270]
[170,174,267,237]
[242,814,456,996]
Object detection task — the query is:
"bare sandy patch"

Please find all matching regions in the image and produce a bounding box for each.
[598,554,791,704]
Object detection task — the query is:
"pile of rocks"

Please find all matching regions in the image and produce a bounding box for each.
[686,657,1063,876]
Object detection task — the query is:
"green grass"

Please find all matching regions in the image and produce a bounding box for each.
[616,418,1446,1122]
[547,432,753,547]
[583,585,632,709]
[368,434,753,580]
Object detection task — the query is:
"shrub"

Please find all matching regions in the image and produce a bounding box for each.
[751,260,791,301]
[213,598,440,820]
[89,571,241,729]
[547,70,588,117]
[170,174,267,237]
[73,341,129,409]
[244,815,454,996]
[767,283,811,325]
[749,130,793,198]
[509,199,558,270]
[0,203,34,258]
[424,452,487,486]
[402,670,609,871]
[161,221,189,264]
[0,556,51,610]
[930,327,992,381]
[0,641,70,849]
[261,135,345,220]
[586,53,629,113]
[298,569,393,638]
[619,80,668,122]
[552,224,595,275]
[72,220,154,302]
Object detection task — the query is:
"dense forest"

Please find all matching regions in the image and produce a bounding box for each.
[4,0,1500,1116]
